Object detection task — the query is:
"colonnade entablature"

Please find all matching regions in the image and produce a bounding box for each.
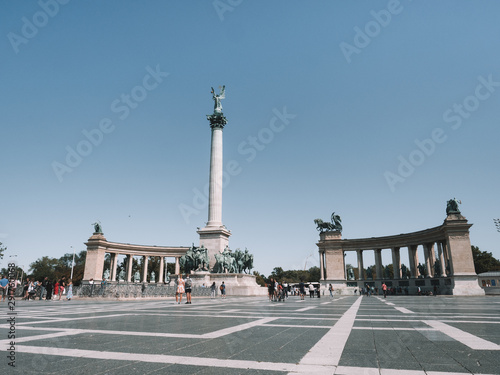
[82,233,190,283]
[317,213,484,296]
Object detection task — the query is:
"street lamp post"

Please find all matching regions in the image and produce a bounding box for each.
[70,246,75,280]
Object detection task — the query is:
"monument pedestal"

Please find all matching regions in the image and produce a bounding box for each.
[197,226,231,271]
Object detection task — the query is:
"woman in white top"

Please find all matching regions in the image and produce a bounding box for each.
[175,275,185,304]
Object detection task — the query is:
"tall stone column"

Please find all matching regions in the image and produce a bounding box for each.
[198,98,231,270]
[375,249,383,279]
[110,253,118,282]
[423,243,433,277]
[126,254,133,282]
[391,247,401,279]
[175,256,180,275]
[158,256,164,283]
[142,256,148,283]
[437,242,447,277]
[357,250,364,280]
[319,251,325,280]
[408,245,418,278]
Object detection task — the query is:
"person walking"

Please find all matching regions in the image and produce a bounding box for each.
[210,282,216,298]
[308,283,315,298]
[175,275,185,304]
[220,282,226,299]
[53,279,59,301]
[0,275,8,302]
[40,277,48,300]
[58,277,66,301]
[382,282,387,299]
[185,275,192,304]
[46,279,53,301]
[328,284,334,298]
[65,279,73,301]
[299,281,305,300]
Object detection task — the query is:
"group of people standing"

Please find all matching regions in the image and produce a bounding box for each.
[21,276,73,301]
[173,275,226,304]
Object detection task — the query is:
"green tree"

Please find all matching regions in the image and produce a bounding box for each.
[472,245,500,274]
[253,271,266,286]
[271,267,284,280]
[308,266,320,282]
[29,256,62,282]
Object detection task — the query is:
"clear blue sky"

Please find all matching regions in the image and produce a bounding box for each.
[1,0,499,276]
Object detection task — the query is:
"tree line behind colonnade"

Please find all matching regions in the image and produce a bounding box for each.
[2,245,499,286]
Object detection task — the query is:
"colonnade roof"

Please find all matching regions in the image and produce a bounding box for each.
[318,224,453,251]
[85,235,190,257]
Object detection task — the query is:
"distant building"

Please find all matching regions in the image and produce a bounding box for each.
[477,271,500,295]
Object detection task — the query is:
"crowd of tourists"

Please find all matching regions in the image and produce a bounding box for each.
[1,275,74,301]
[266,278,327,302]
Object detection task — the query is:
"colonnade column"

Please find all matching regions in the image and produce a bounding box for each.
[408,245,418,278]
[110,253,118,282]
[142,256,148,283]
[442,241,452,275]
[437,242,447,277]
[423,244,431,277]
[175,257,180,275]
[423,243,435,277]
[158,256,164,283]
[391,247,401,279]
[126,254,133,282]
[357,250,364,280]
[375,249,383,279]
[319,251,324,280]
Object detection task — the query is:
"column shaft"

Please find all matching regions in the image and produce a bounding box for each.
[391,247,401,279]
[207,127,223,227]
[408,245,418,278]
[375,249,383,279]
[437,242,447,277]
[158,256,164,283]
[142,256,148,283]
[175,257,180,275]
[110,253,118,282]
[319,252,324,280]
[126,255,133,282]
[357,250,364,280]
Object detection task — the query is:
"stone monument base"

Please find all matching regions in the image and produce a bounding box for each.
[188,272,267,296]
[451,274,485,296]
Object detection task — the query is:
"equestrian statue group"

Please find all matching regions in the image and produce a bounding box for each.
[180,244,254,274]
[214,246,254,274]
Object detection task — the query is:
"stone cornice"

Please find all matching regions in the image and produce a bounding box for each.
[85,237,190,257]
[317,216,473,251]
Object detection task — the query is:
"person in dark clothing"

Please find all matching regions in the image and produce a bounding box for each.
[46,280,53,300]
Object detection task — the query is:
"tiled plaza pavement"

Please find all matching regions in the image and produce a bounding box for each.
[1,294,500,374]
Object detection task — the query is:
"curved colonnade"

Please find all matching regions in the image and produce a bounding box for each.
[82,233,189,283]
[317,213,484,295]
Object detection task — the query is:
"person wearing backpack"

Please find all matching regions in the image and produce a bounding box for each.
[185,275,193,304]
